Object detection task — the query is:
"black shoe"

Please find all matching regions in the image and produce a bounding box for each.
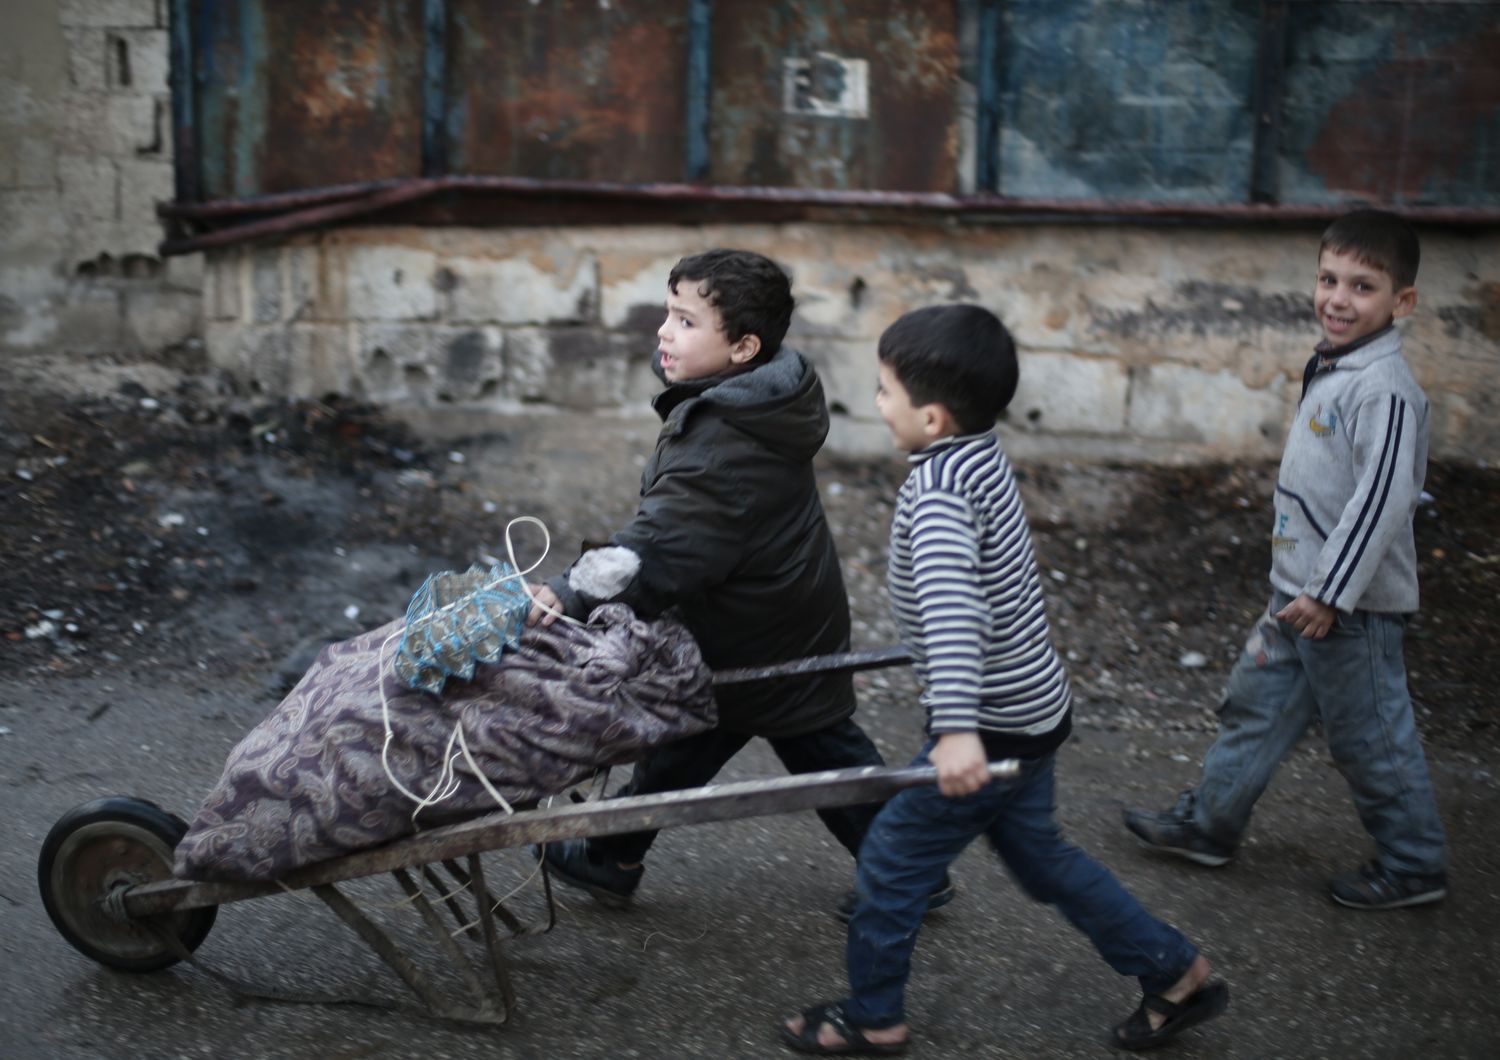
[836,874,956,924]
[1329,860,1447,910]
[1123,792,1235,867]
[533,839,643,908]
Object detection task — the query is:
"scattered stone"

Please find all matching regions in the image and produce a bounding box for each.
[1179,651,1209,669]
[397,469,436,488]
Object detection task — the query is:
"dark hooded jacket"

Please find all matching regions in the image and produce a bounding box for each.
[546,346,856,737]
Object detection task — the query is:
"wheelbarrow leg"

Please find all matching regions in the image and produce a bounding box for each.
[421,863,481,940]
[392,868,508,1023]
[468,853,517,1015]
[312,883,468,1021]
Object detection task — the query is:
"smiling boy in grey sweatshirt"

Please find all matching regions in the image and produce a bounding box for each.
[1125,209,1448,911]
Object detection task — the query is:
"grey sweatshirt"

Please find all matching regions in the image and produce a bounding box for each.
[1270,327,1428,614]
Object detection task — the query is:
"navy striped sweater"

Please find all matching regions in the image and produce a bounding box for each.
[888,431,1071,756]
[1272,327,1427,614]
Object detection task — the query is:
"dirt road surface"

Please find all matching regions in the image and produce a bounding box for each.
[3,363,1497,1059]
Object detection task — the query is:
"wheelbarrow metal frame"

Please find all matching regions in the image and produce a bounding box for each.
[47,645,1016,1027]
[124,759,1017,918]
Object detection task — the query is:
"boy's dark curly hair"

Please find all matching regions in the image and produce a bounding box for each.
[1321,209,1421,290]
[668,249,795,364]
[878,304,1018,434]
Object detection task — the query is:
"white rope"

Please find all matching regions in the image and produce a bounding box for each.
[446,854,550,938]
[377,514,585,824]
[641,920,711,953]
[482,514,586,630]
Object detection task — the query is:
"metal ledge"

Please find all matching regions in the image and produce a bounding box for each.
[155,176,1500,256]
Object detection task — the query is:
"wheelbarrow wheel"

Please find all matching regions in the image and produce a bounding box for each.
[38,796,217,972]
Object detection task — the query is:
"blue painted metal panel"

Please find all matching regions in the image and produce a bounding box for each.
[422,0,449,178]
[169,0,200,202]
[686,0,712,182]
[995,0,1261,204]
[1276,2,1500,206]
[976,0,1002,193]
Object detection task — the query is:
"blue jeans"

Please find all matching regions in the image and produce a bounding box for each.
[843,746,1197,1029]
[1193,593,1447,877]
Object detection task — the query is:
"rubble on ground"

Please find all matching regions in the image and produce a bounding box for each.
[2,376,1496,753]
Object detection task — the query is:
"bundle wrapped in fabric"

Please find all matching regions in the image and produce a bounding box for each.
[174,604,716,882]
[394,562,533,695]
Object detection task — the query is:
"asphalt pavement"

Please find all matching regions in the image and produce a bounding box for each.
[3,660,1497,1059]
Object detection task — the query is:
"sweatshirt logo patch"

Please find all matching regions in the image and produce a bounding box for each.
[1308,404,1337,437]
[1271,512,1297,553]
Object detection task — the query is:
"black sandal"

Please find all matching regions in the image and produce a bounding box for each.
[1113,980,1229,1050]
[780,1002,908,1056]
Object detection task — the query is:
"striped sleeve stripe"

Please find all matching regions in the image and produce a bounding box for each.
[1318,396,1402,603]
[1331,397,1406,603]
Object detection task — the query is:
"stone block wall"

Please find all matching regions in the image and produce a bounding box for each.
[203,222,1500,463]
[1,0,201,361]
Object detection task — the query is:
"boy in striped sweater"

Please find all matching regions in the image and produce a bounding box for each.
[1125,210,1448,911]
[781,305,1227,1055]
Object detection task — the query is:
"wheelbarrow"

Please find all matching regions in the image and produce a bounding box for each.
[37,645,1018,1025]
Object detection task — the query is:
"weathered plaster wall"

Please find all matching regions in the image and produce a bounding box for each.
[202,222,1500,463]
[0,0,200,361]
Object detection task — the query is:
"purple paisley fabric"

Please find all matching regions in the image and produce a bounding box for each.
[174,604,715,882]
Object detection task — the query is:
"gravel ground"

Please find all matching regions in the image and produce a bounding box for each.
[2,361,1497,1059]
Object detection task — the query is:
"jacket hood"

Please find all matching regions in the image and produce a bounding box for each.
[651,346,830,461]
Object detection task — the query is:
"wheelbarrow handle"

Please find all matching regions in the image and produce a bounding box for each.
[121,760,1018,917]
[712,645,912,686]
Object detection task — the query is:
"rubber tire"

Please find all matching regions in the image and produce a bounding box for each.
[38,796,217,972]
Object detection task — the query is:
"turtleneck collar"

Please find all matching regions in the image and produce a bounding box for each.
[906,430,996,465]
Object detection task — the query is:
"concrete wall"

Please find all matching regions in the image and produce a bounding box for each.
[0,0,201,362]
[202,223,1500,463]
